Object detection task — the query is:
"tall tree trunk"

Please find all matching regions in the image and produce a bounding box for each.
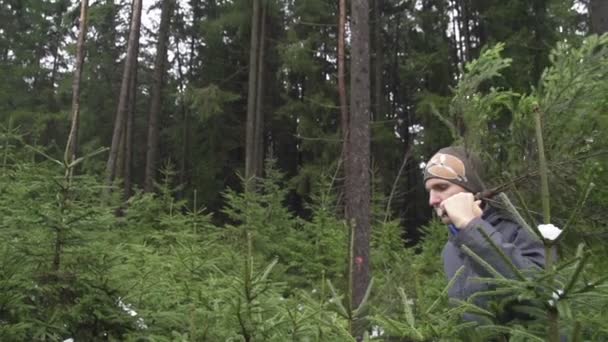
[48,35,62,112]
[450,0,460,72]
[116,114,126,180]
[454,0,466,65]
[461,0,471,62]
[388,12,403,117]
[372,0,383,121]
[176,7,190,195]
[254,3,266,174]
[177,1,199,196]
[105,0,142,187]
[338,0,348,156]
[144,0,175,192]
[124,60,138,198]
[347,0,371,339]
[65,0,89,167]
[245,0,262,184]
[590,0,608,34]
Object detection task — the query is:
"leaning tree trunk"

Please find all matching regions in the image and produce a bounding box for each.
[65,0,89,169]
[591,0,608,34]
[347,0,372,339]
[123,59,138,198]
[144,0,174,192]
[105,0,142,187]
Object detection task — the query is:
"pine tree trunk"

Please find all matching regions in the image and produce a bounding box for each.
[144,0,174,192]
[347,0,371,338]
[105,0,142,187]
[65,0,89,167]
[388,12,403,116]
[338,0,348,156]
[254,3,266,174]
[450,0,460,70]
[590,0,608,34]
[454,0,466,64]
[461,0,471,62]
[372,0,383,121]
[245,0,262,184]
[116,114,126,180]
[178,2,198,196]
[124,60,138,198]
[176,8,191,195]
[48,38,61,112]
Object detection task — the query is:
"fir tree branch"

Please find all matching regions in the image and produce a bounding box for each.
[425,265,465,315]
[461,244,505,280]
[476,226,527,281]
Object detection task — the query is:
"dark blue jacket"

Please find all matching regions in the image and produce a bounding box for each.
[442,207,545,317]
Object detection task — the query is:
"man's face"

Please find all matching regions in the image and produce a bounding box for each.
[425,178,468,224]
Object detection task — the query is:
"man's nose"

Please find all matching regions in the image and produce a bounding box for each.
[428,191,441,207]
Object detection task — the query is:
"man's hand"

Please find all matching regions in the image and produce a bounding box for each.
[440,192,483,229]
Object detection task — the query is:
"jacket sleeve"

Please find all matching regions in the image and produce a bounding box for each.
[451,217,545,278]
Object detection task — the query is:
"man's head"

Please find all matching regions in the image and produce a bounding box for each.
[423,146,484,224]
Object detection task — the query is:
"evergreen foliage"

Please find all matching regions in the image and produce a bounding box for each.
[2,1,608,341]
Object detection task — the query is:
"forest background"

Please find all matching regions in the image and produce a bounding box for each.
[1,0,608,341]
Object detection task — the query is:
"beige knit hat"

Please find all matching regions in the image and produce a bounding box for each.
[423,146,485,194]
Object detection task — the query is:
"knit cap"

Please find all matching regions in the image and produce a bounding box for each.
[423,146,485,194]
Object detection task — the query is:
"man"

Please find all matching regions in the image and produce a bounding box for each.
[423,146,545,321]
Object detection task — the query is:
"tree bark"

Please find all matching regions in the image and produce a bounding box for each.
[65,0,89,167]
[254,3,266,174]
[176,4,191,195]
[123,59,138,198]
[347,0,371,339]
[245,0,263,184]
[454,0,466,65]
[105,0,142,187]
[372,0,383,121]
[450,0,460,71]
[388,12,403,117]
[590,0,608,34]
[461,0,471,62]
[144,0,175,192]
[338,0,348,155]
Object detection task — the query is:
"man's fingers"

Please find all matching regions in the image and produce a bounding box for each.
[473,200,483,217]
[437,204,445,218]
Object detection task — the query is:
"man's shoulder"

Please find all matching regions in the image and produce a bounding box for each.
[481,206,528,239]
[483,206,518,227]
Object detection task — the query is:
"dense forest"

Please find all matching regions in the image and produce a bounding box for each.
[1,0,608,340]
